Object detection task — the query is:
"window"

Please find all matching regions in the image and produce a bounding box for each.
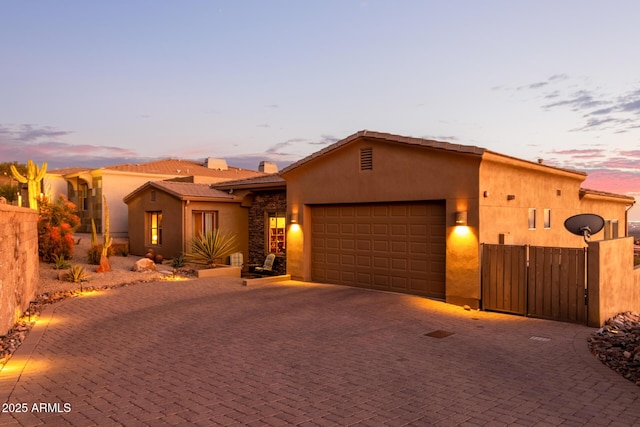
[544,209,551,229]
[78,183,88,211]
[193,211,218,238]
[148,212,162,245]
[612,220,619,238]
[528,208,536,230]
[267,212,286,254]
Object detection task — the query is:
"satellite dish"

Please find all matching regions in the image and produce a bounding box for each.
[564,213,605,243]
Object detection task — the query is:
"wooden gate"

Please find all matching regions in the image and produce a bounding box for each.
[481,244,587,323]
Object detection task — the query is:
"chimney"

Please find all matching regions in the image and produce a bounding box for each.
[259,161,278,174]
[205,158,228,170]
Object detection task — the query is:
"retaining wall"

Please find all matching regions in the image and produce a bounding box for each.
[0,204,39,335]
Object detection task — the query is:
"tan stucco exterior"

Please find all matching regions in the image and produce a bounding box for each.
[126,185,248,261]
[282,131,635,309]
[587,238,640,326]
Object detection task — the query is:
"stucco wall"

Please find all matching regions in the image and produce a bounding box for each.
[587,237,640,326]
[0,204,39,335]
[283,137,483,306]
[126,187,184,258]
[478,153,629,248]
[127,187,248,262]
[185,200,248,265]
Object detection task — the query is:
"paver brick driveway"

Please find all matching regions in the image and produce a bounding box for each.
[1,278,639,426]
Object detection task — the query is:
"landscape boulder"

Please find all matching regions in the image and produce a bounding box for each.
[132,258,157,272]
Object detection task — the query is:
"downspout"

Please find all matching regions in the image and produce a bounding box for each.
[625,201,635,237]
[183,199,190,255]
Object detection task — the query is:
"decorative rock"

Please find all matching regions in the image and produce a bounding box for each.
[132,258,157,272]
[588,311,640,386]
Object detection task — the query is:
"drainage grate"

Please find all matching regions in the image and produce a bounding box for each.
[424,330,455,339]
[530,336,551,342]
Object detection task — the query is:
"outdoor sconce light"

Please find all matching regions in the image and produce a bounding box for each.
[455,211,467,226]
[289,213,299,224]
[507,194,516,201]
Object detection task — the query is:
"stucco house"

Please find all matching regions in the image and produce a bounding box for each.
[213,174,287,275]
[281,130,635,309]
[123,180,248,260]
[45,158,266,238]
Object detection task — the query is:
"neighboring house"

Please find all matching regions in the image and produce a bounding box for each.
[45,158,266,238]
[281,130,635,309]
[214,174,287,275]
[123,180,248,260]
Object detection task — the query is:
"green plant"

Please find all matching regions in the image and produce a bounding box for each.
[52,254,71,270]
[117,246,129,257]
[101,196,112,257]
[90,218,98,247]
[66,265,88,283]
[87,245,102,265]
[37,195,80,262]
[185,230,237,267]
[171,253,186,268]
[10,159,47,210]
[96,196,113,272]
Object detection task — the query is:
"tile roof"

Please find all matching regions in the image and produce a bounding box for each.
[579,188,636,203]
[280,130,486,174]
[124,180,238,203]
[212,174,286,190]
[47,167,91,175]
[102,158,264,180]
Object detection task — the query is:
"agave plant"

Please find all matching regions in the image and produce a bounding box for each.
[186,229,237,268]
[66,264,88,283]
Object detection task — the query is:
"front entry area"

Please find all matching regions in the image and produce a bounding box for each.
[310,201,446,299]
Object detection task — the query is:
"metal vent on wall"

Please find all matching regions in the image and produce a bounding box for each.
[360,147,373,171]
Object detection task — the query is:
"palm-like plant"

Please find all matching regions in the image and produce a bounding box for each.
[186,229,237,267]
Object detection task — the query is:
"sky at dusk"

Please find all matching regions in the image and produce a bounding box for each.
[1,1,639,219]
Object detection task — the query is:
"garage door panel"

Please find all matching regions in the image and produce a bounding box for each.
[312,201,445,299]
[357,240,371,250]
[373,224,388,235]
[373,257,389,268]
[391,258,407,270]
[391,241,407,254]
[373,241,388,251]
[391,224,407,235]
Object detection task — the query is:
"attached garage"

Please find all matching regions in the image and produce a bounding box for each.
[310,201,446,299]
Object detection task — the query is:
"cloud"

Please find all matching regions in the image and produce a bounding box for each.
[265,141,292,155]
[543,89,609,111]
[256,123,271,128]
[504,75,640,134]
[551,148,605,159]
[308,134,339,146]
[0,123,142,169]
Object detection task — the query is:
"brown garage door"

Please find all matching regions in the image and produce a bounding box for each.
[311,201,446,299]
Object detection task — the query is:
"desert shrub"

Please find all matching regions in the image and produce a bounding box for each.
[66,265,88,283]
[52,254,71,270]
[185,230,237,267]
[171,253,186,268]
[87,245,113,265]
[38,196,80,262]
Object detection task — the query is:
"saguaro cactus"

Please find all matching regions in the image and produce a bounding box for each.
[97,195,113,272]
[10,159,47,209]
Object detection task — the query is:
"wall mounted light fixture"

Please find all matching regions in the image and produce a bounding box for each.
[455,211,467,226]
[289,213,299,224]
